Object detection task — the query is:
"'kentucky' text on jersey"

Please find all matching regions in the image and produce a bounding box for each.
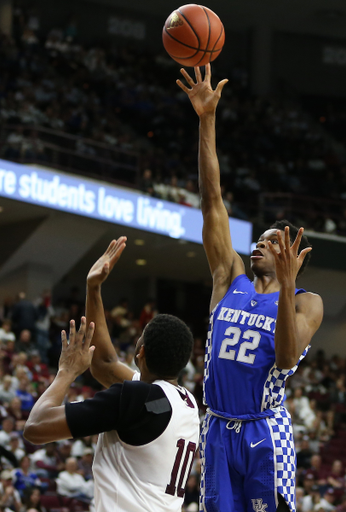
[204,274,309,419]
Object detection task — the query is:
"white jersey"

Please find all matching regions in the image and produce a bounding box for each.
[92,379,200,512]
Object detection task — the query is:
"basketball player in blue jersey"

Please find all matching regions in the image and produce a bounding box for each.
[177,64,324,512]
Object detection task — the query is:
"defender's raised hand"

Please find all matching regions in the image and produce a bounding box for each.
[87,237,127,288]
[176,63,228,117]
[268,227,312,285]
[59,317,95,378]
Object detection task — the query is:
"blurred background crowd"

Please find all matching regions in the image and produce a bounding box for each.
[1,2,346,235]
[0,291,344,511]
[0,1,346,512]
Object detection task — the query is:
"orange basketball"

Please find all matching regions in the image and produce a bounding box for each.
[162,4,225,67]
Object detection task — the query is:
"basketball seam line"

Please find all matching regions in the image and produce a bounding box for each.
[197,7,211,66]
[167,47,223,59]
[211,23,224,57]
[177,8,201,52]
[164,26,201,58]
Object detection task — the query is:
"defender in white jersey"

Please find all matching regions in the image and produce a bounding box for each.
[177,65,324,512]
[24,239,200,512]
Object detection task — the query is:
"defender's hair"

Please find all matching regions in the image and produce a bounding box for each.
[143,314,193,378]
[270,220,311,277]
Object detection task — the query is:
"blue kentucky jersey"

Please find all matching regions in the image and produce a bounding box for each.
[204,274,309,419]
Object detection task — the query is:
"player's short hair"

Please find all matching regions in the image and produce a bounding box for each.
[143,314,193,378]
[270,219,311,277]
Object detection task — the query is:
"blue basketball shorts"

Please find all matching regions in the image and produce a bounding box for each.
[199,407,296,512]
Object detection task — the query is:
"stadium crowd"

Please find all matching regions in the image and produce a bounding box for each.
[0,290,344,511]
[0,5,346,511]
[0,6,346,235]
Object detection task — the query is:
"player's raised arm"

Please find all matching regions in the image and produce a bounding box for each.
[86,238,136,387]
[177,64,245,311]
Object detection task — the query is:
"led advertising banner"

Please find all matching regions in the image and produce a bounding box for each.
[0,159,252,254]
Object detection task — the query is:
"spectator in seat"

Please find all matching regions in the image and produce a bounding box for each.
[139,169,155,196]
[326,460,344,491]
[301,484,321,512]
[296,487,304,512]
[0,321,15,345]
[110,298,130,338]
[30,443,62,479]
[0,418,16,450]
[15,378,34,415]
[314,487,337,511]
[34,291,54,364]
[26,352,49,383]
[13,456,42,497]
[3,341,15,372]
[56,457,93,501]
[56,441,72,465]
[293,387,316,430]
[21,130,45,162]
[22,488,46,512]
[330,378,346,424]
[183,180,200,209]
[297,436,314,470]
[302,473,316,494]
[3,127,24,161]
[71,435,95,458]
[306,454,328,487]
[14,331,34,356]
[0,377,16,405]
[77,448,94,481]
[139,299,157,330]
[7,433,24,467]
[0,470,22,512]
[336,494,346,512]
[7,397,25,423]
[11,293,38,338]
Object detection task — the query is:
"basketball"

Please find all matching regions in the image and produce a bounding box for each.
[162,4,225,67]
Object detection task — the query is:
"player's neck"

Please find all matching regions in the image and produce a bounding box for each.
[253,274,280,294]
[140,371,179,387]
[139,360,179,386]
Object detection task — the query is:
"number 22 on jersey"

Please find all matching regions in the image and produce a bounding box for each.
[218,327,261,364]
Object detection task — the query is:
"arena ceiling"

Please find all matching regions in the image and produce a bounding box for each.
[87,0,346,39]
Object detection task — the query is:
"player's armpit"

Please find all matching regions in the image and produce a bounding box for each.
[91,359,135,388]
[295,292,324,354]
[210,253,245,312]
[24,406,72,445]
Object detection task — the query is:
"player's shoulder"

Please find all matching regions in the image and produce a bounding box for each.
[121,379,170,410]
[295,290,322,306]
[228,273,254,295]
[295,291,323,318]
[122,379,165,397]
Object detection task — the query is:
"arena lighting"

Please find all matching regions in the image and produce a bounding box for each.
[0,159,252,254]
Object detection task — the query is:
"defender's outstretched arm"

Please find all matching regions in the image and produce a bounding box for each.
[86,239,135,388]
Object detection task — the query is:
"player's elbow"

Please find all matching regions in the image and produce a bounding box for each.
[275,350,301,370]
[276,358,296,370]
[201,193,223,211]
[23,420,45,445]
